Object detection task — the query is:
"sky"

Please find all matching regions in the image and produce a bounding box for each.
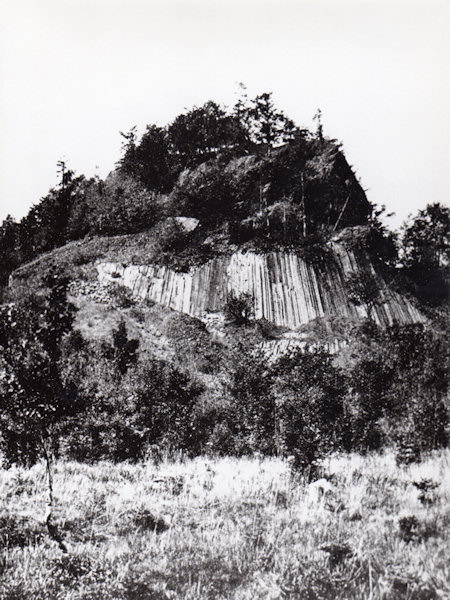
[1,0,449,230]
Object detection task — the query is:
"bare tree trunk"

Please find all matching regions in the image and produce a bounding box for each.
[332,193,351,232]
[41,432,54,509]
[301,173,306,237]
[41,429,69,553]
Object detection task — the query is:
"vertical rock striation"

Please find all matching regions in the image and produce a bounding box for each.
[97,245,422,329]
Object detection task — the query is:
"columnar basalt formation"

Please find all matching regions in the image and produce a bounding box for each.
[96,244,422,330]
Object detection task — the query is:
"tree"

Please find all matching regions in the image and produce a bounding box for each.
[0,272,79,520]
[0,215,20,293]
[13,166,90,262]
[345,321,448,454]
[43,161,78,249]
[65,175,104,239]
[226,347,275,455]
[345,271,382,320]
[272,349,347,472]
[135,125,174,191]
[399,203,449,309]
[168,101,247,168]
[245,92,296,151]
[313,108,324,141]
[101,359,204,459]
[91,173,160,234]
[117,126,138,177]
[402,203,449,268]
[224,291,253,325]
[109,319,140,376]
[118,125,175,192]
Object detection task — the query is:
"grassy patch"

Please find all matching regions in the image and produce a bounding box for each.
[0,450,448,599]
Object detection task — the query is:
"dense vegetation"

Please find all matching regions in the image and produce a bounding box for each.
[0,90,374,289]
[0,90,448,477]
[0,273,447,476]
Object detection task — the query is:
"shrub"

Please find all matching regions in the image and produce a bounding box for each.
[224,291,253,325]
[272,348,347,472]
[345,322,448,453]
[108,283,135,308]
[223,345,347,468]
[62,356,204,462]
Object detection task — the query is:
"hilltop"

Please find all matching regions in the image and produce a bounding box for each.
[1,93,381,288]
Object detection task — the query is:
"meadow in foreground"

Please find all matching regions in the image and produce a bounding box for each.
[0,450,449,600]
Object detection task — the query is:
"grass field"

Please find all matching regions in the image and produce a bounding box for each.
[0,450,449,599]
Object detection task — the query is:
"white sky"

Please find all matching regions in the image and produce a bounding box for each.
[1,0,449,230]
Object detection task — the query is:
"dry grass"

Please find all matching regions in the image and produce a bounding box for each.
[0,450,449,599]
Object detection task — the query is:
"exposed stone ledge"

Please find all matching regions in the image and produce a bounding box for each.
[95,247,423,330]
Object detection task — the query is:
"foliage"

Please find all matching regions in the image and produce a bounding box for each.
[338,220,398,275]
[272,348,348,469]
[397,203,449,309]
[102,319,140,376]
[402,203,449,268]
[107,283,136,308]
[0,216,21,291]
[221,345,348,468]
[224,292,253,325]
[118,124,174,192]
[345,271,381,320]
[241,201,306,246]
[61,349,204,462]
[168,100,248,168]
[169,160,234,225]
[242,91,297,149]
[225,347,276,455]
[345,321,448,454]
[88,173,161,235]
[0,271,79,467]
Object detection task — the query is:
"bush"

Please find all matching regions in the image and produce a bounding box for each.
[345,322,448,454]
[224,291,253,325]
[107,283,135,308]
[272,348,347,471]
[62,356,204,462]
[222,346,347,468]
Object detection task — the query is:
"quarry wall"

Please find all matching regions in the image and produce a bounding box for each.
[96,245,422,329]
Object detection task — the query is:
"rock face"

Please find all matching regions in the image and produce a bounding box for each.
[96,244,422,329]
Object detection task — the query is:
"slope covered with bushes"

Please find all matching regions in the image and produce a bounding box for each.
[0,93,448,596]
[0,90,447,472]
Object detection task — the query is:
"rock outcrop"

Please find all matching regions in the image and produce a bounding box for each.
[96,244,422,330]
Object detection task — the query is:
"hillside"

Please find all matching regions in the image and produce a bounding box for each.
[0,95,448,600]
[5,104,423,362]
[8,226,424,373]
[0,93,378,292]
[1,92,448,473]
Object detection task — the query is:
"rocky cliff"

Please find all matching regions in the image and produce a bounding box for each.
[96,244,422,331]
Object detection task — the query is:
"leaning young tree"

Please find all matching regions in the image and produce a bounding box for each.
[0,271,79,551]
